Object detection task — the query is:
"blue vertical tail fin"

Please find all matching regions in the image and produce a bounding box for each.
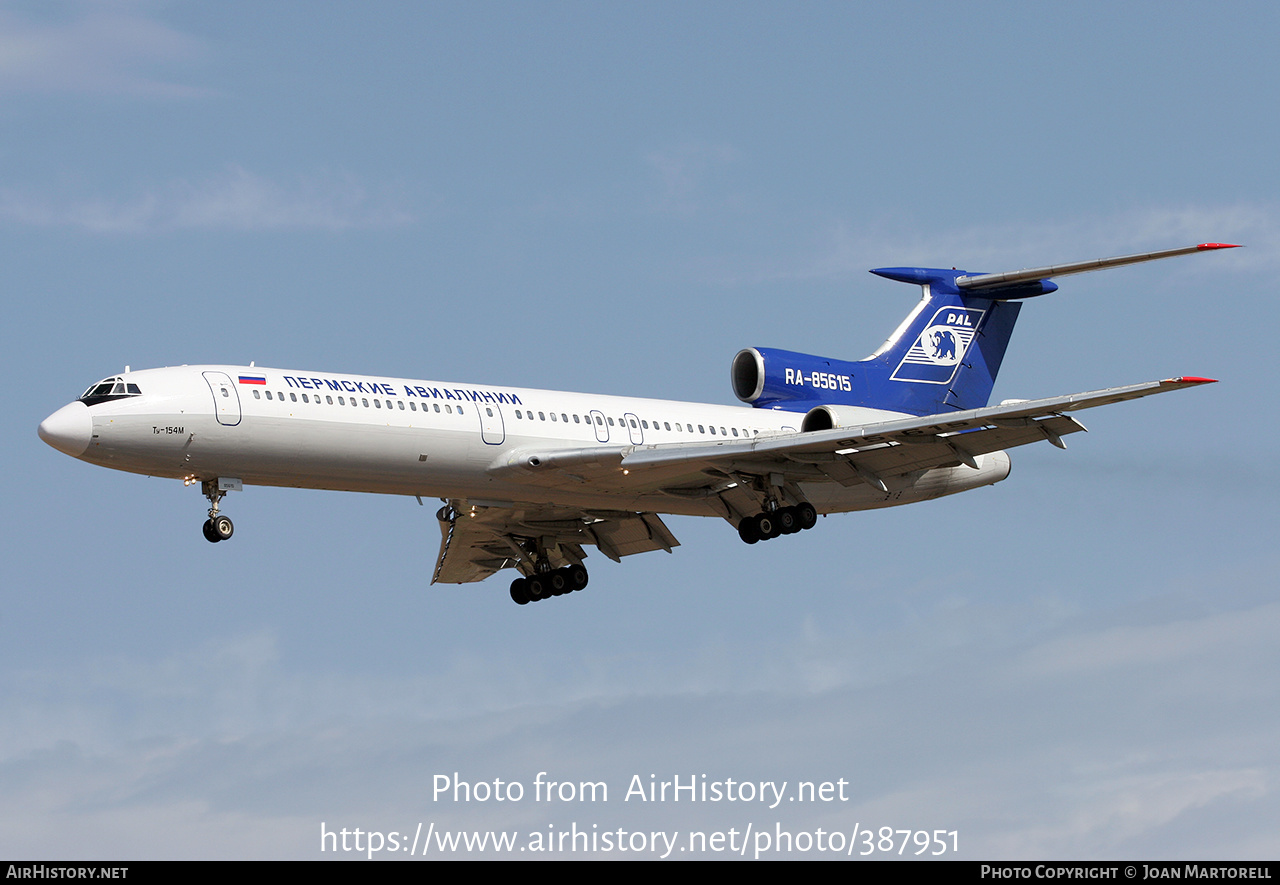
[850,267,1053,414]
[730,244,1238,418]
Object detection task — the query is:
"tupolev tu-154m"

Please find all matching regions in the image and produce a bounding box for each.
[39,243,1234,605]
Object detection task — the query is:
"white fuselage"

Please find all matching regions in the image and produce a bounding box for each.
[40,364,1010,519]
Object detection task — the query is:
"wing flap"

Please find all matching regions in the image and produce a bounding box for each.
[431,504,680,584]
[433,513,518,584]
[587,512,680,562]
[618,377,1211,486]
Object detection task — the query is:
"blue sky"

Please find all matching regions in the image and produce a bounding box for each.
[3,0,1278,859]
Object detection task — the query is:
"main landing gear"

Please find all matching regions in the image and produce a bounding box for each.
[737,502,818,544]
[510,563,589,605]
[199,478,235,543]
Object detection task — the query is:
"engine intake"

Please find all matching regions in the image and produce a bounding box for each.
[800,404,871,432]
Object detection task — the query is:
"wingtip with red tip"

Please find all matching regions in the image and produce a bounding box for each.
[1167,376,1218,385]
[1196,243,1242,250]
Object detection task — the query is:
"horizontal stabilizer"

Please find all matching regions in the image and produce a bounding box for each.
[955,243,1240,291]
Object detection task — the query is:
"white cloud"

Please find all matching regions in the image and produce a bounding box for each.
[0,166,415,232]
[3,591,1279,852]
[0,1,206,97]
[645,143,741,217]
[1016,602,1280,682]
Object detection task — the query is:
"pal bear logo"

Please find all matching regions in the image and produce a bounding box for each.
[891,307,985,384]
[927,328,959,363]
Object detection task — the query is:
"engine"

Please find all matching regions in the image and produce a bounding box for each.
[798,403,874,432]
[731,347,864,411]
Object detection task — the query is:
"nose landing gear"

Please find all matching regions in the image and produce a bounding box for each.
[198,478,241,543]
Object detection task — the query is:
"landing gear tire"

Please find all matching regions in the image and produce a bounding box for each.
[202,519,220,543]
[211,515,234,541]
[547,570,568,596]
[565,564,589,591]
[526,575,547,601]
[755,512,780,540]
[510,565,590,604]
[796,502,818,530]
[741,503,818,543]
[510,578,531,605]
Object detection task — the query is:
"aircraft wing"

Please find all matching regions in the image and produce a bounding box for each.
[432,502,679,584]
[488,377,1214,520]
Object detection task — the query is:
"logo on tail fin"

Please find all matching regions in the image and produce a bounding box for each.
[891,307,985,384]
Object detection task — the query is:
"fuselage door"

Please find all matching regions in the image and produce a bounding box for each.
[203,372,241,427]
[623,412,644,445]
[589,409,608,443]
[478,402,505,445]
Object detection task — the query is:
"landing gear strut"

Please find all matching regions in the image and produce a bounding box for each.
[200,479,235,543]
[509,562,589,605]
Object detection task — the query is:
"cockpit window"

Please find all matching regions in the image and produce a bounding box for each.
[78,376,143,407]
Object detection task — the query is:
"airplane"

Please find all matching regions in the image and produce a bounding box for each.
[39,242,1234,605]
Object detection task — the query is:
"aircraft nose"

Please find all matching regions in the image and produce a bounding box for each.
[38,402,92,458]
